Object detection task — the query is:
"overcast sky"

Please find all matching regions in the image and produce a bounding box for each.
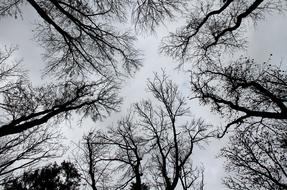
[0,4,287,190]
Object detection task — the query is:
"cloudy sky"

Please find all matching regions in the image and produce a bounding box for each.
[0,3,287,190]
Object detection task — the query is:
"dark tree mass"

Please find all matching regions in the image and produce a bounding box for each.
[0,125,62,182]
[0,0,286,190]
[3,161,81,190]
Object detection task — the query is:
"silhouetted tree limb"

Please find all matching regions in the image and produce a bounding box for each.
[0,125,63,183]
[2,0,287,74]
[221,121,287,190]
[131,0,186,32]
[0,78,121,137]
[161,0,286,62]
[0,0,23,18]
[0,47,121,137]
[0,47,65,182]
[190,57,287,137]
[179,164,204,190]
[75,72,212,190]
[77,114,148,190]
[73,132,113,190]
[1,0,141,78]
[134,72,213,190]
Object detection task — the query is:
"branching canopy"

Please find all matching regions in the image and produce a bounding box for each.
[190,57,287,137]
[221,121,287,190]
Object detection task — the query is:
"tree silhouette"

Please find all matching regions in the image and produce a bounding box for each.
[161,0,286,63]
[131,0,186,32]
[0,125,63,183]
[76,72,213,190]
[4,1,284,72]
[2,2,287,189]
[3,161,81,190]
[0,47,121,137]
[1,0,141,78]
[1,1,285,138]
[134,72,212,190]
[0,46,120,189]
[190,56,287,137]
[73,131,115,190]
[221,121,287,190]
[129,182,149,190]
[74,114,148,190]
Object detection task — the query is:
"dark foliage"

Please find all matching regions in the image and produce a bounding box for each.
[4,161,81,190]
[129,182,149,190]
[0,125,62,182]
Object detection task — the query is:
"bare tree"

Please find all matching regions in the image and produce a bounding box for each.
[5,0,284,74]
[0,7,129,184]
[190,56,287,137]
[73,132,113,190]
[131,0,186,32]
[97,115,147,190]
[0,46,121,136]
[161,0,287,63]
[0,47,93,185]
[135,72,213,190]
[0,0,25,18]
[221,121,287,190]
[0,0,141,78]
[0,125,63,183]
[2,1,287,74]
[179,163,204,190]
[75,72,212,190]
[0,77,121,137]
[75,114,148,190]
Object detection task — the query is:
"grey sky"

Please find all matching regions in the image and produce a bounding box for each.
[0,3,286,190]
